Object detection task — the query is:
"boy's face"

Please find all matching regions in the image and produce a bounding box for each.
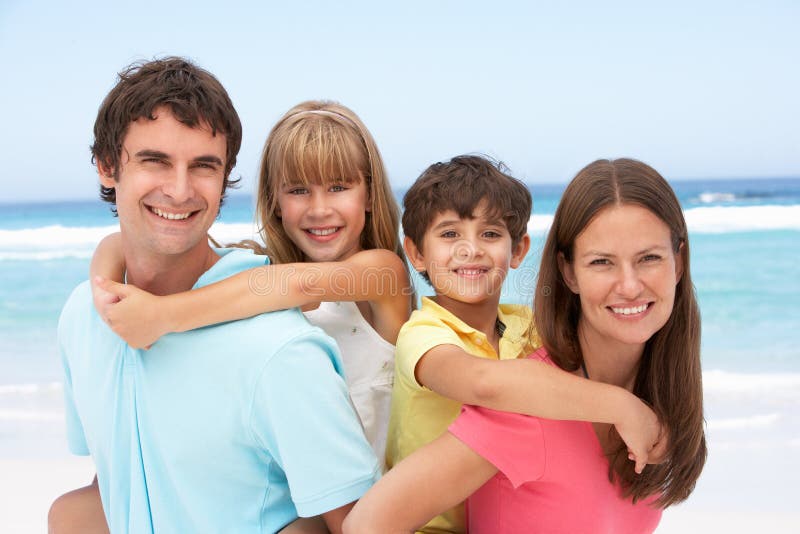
[404,202,530,306]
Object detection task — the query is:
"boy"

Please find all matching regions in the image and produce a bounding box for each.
[385,155,665,533]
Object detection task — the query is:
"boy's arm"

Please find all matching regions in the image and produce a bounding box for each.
[95,249,410,348]
[416,345,664,472]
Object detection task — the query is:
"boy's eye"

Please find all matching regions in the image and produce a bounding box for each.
[440,230,458,238]
[483,230,502,238]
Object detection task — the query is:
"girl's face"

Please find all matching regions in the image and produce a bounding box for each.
[276,178,371,262]
[559,204,683,353]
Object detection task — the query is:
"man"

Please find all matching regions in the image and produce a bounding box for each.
[54,57,378,533]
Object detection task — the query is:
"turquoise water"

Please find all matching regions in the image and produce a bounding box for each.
[1,177,799,383]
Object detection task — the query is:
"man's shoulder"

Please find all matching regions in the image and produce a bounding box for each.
[58,280,94,331]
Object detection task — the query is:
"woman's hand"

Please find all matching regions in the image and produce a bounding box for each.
[92,276,172,349]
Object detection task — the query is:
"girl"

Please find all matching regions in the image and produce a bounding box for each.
[343,158,707,534]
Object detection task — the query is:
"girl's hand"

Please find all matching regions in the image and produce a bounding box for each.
[615,396,669,474]
[92,276,171,349]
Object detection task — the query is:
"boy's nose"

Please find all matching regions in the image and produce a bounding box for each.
[452,239,484,260]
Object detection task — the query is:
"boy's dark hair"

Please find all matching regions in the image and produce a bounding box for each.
[92,57,242,210]
[402,155,532,248]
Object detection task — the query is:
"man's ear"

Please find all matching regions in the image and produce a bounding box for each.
[97,161,116,189]
[558,252,579,294]
[403,236,426,273]
[510,234,531,269]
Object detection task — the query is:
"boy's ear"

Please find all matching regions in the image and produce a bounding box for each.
[510,234,531,269]
[403,236,426,273]
[97,161,116,189]
[557,252,579,294]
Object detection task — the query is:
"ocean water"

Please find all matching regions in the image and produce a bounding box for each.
[1,177,799,463]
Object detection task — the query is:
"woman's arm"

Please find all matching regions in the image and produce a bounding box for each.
[94,248,411,348]
[415,346,666,472]
[342,432,496,534]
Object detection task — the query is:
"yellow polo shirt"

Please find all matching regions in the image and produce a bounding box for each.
[385,297,537,534]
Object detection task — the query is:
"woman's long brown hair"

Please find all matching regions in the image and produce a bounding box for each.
[534,158,706,507]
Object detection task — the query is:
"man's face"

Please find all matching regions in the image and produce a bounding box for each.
[99,107,227,260]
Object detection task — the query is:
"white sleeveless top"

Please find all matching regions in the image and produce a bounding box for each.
[304,301,394,471]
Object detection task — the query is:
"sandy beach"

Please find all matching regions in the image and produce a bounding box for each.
[2,395,798,533]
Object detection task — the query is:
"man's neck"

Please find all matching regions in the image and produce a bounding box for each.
[124,243,220,296]
[432,293,502,345]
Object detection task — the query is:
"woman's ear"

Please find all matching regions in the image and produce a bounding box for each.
[558,252,579,294]
[403,236,426,273]
[674,241,685,284]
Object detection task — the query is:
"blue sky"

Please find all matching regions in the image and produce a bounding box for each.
[1,0,798,202]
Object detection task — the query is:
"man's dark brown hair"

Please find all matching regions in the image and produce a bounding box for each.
[91,57,242,210]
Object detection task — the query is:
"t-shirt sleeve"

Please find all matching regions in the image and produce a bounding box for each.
[249,332,380,517]
[449,405,546,488]
[395,316,467,390]
[58,305,89,456]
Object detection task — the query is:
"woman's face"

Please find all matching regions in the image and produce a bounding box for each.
[559,204,683,352]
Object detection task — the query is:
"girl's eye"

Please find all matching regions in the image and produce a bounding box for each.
[329,184,347,193]
[287,187,308,195]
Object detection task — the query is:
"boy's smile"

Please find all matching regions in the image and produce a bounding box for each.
[405,203,529,307]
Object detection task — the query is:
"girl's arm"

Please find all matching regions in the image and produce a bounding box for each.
[342,432,496,534]
[415,345,667,473]
[94,248,411,349]
[90,233,126,310]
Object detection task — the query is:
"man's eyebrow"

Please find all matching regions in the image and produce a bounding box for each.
[194,155,224,165]
[134,149,169,159]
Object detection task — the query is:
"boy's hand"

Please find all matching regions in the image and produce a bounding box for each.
[93,276,171,349]
[614,395,669,474]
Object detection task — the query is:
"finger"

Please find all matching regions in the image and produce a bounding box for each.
[634,455,646,474]
[95,276,130,299]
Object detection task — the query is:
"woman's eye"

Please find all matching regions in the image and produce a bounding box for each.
[642,254,662,262]
[589,258,610,266]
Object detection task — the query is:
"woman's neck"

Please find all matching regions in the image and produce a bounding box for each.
[577,321,644,391]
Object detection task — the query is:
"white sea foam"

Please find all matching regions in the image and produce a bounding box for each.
[0,222,262,261]
[703,369,800,402]
[0,409,63,422]
[707,413,781,431]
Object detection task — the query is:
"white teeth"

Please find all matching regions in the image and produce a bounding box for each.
[611,304,648,315]
[457,268,486,275]
[308,228,338,236]
[152,207,191,220]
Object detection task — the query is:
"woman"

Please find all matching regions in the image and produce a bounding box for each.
[344,158,707,534]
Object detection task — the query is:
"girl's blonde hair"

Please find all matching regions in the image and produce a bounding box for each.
[254,100,403,264]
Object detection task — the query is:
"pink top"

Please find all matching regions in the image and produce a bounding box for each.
[448,348,662,534]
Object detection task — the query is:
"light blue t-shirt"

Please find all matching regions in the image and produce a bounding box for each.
[59,248,379,533]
